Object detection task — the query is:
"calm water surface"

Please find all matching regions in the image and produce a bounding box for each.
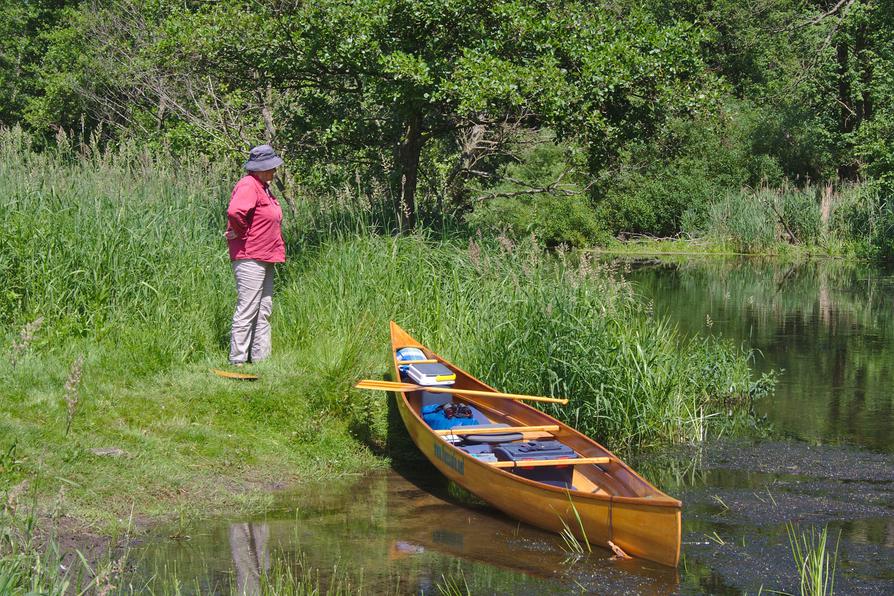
[135,257,894,594]
[626,256,894,452]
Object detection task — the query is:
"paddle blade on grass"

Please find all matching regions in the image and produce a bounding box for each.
[211,368,259,381]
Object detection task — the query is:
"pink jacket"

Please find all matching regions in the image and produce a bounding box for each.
[226,174,286,263]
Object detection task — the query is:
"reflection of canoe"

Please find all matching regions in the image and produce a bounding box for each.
[389,322,682,567]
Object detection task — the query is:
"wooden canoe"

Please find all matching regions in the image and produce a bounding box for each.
[388,321,682,567]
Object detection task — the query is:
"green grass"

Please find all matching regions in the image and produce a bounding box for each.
[685,183,878,257]
[786,524,840,596]
[0,127,772,539]
[596,182,882,259]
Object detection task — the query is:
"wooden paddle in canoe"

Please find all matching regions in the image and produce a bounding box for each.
[355,379,569,404]
[379,321,682,567]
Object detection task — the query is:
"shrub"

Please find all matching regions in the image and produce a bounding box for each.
[466,136,607,247]
[466,193,606,248]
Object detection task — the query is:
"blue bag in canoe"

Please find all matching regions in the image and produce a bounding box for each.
[421,403,479,431]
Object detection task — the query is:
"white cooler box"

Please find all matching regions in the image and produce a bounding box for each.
[407,363,455,386]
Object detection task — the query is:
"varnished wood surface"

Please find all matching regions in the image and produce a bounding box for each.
[388,321,682,567]
[490,457,612,468]
[433,425,560,435]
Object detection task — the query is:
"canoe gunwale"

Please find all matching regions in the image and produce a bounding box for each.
[388,323,681,508]
[388,321,682,567]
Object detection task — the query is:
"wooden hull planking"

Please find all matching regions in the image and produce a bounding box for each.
[389,321,681,567]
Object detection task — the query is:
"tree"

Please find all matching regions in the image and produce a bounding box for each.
[70,0,708,230]
[0,0,81,129]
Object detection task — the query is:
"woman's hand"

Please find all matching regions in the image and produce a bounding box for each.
[224,230,238,240]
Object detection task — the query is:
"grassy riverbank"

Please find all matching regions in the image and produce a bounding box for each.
[1,130,772,556]
[597,182,888,259]
[596,237,864,260]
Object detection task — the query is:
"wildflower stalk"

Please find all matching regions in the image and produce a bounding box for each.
[9,316,43,368]
[64,355,85,436]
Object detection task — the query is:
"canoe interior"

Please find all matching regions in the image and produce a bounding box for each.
[390,322,678,501]
[388,321,682,567]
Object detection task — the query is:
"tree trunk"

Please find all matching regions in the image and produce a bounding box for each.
[394,111,423,231]
[836,39,858,180]
[854,23,872,127]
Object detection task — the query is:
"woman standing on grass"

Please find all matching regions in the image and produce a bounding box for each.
[225,145,285,366]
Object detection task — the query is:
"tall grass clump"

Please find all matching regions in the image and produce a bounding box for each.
[277,235,774,452]
[0,126,236,373]
[785,523,840,596]
[686,182,883,255]
[0,504,75,595]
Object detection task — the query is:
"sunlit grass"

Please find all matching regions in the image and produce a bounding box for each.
[0,126,773,530]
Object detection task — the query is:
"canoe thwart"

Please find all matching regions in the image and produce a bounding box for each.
[434,425,560,436]
[397,359,438,364]
[490,457,613,468]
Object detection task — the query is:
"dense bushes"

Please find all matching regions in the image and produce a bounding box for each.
[465,139,605,247]
[594,108,754,237]
[683,183,884,255]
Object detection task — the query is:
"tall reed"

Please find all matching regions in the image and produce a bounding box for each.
[786,523,840,596]
[0,127,772,455]
[689,182,878,255]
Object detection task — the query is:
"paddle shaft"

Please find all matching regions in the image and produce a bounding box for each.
[490,457,612,468]
[356,380,568,405]
[434,425,560,435]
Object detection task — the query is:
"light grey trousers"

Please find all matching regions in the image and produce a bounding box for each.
[229,259,274,364]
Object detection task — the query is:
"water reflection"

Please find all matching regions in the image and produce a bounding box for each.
[134,452,892,594]
[617,256,894,451]
[136,469,681,594]
[132,256,894,594]
[228,523,269,595]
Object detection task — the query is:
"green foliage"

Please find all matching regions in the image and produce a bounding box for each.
[856,110,894,195]
[0,135,772,519]
[596,105,754,236]
[466,138,607,247]
[2,0,712,230]
[2,0,894,244]
[467,193,604,248]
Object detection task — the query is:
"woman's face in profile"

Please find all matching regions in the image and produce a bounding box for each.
[254,168,277,184]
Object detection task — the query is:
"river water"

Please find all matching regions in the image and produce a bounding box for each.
[134,257,894,594]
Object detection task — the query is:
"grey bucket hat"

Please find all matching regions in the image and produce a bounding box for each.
[244,144,284,172]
